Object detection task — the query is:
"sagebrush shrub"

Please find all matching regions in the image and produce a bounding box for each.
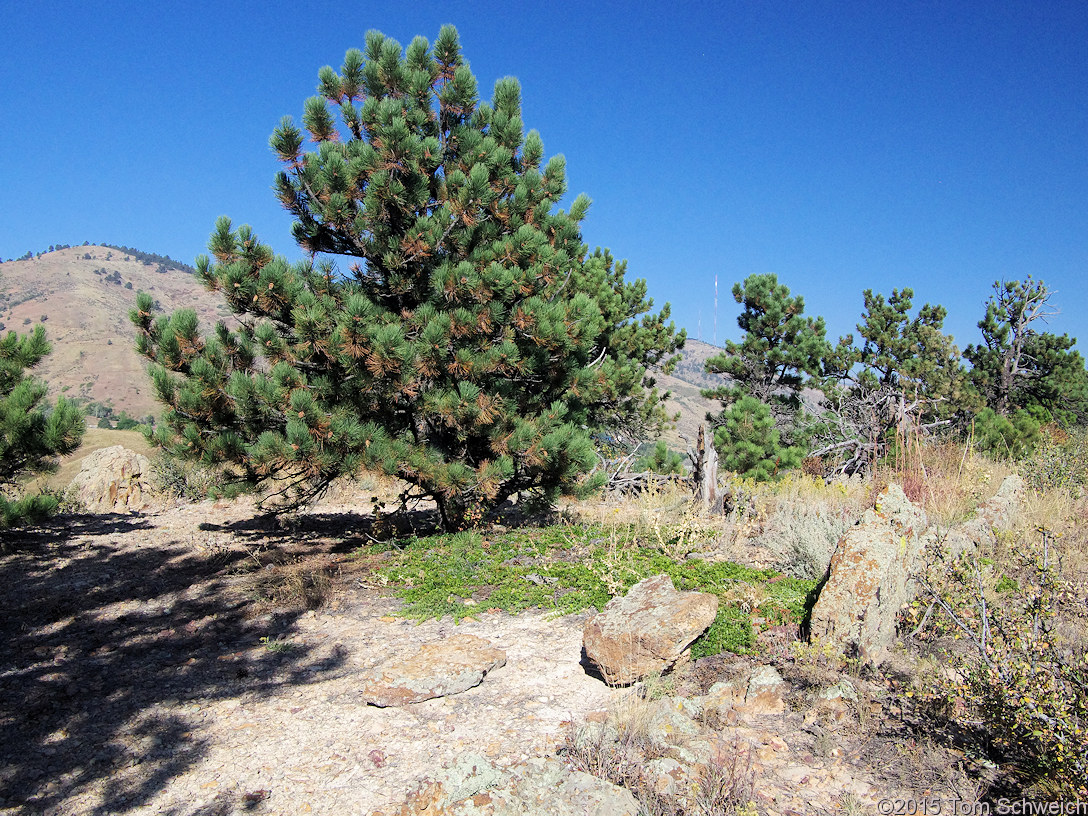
[1023,426,1088,495]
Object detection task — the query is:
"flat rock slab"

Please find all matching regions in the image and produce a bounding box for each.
[363,633,507,707]
[583,573,718,685]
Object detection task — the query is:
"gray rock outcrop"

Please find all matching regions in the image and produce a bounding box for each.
[808,484,928,665]
[362,634,506,707]
[582,574,718,685]
[941,474,1026,558]
[67,445,152,513]
[388,753,640,816]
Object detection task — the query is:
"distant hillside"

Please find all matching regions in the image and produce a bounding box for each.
[6,243,195,274]
[0,245,231,419]
[652,338,732,454]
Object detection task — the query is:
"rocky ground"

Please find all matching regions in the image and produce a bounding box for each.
[1,496,984,815]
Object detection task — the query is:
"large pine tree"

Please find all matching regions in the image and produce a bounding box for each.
[133,26,682,528]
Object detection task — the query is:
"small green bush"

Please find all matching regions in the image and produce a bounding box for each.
[714,396,803,482]
[907,543,1087,797]
[973,407,1042,458]
[114,412,139,430]
[635,441,686,475]
[1022,426,1088,495]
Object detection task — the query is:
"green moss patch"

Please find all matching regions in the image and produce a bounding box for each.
[356,523,816,657]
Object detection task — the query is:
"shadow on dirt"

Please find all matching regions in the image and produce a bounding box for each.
[197,507,443,552]
[0,512,348,814]
[2,511,155,550]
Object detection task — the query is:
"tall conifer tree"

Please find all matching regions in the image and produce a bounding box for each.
[133,27,682,528]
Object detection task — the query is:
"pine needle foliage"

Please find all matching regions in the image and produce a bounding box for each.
[0,326,85,527]
[132,27,682,529]
[964,277,1088,424]
[702,273,826,478]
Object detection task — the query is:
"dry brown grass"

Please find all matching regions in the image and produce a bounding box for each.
[876,438,1014,525]
[238,555,335,611]
[569,471,870,580]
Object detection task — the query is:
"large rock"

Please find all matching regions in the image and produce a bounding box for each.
[387,754,639,816]
[67,445,152,513]
[362,634,506,707]
[583,574,718,685]
[810,478,1027,666]
[809,484,927,665]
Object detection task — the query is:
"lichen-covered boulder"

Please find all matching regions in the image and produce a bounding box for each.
[809,484,927,665]
[67,445,152,513]
[386,754,639,816]
[583,574,718,685]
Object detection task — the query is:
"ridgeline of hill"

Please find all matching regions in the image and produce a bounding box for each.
[0,245,231,419]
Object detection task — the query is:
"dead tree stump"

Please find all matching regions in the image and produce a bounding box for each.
[692,424,718,512]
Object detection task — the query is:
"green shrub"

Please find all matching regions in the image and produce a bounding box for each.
[714,396,803,481]
[635,440,686,475]
[973,407,1042,458]
[1022,426,1088,495]
[114,412,139,430]
[907,542,1087,797]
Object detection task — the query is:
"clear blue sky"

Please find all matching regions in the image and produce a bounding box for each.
[2,1,1085,353]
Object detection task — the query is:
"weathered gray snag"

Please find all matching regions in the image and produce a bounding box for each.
[693,424,718,511]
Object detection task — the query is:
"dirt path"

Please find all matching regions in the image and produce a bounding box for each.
[0,500,621,815]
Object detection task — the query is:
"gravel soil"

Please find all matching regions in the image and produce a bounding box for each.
[0,499,620,815]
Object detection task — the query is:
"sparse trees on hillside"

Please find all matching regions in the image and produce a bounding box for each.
[0,326,84,527]
[133,26,682,528]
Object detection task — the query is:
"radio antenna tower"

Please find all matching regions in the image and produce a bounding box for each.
[713,275,718,346]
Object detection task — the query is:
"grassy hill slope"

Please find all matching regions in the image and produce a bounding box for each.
[654,338,730,454]
[0,246,231,419]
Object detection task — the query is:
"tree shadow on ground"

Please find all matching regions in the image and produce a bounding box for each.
[2,511,154,550]
[0,513,348,814]
[197,507,444,552]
